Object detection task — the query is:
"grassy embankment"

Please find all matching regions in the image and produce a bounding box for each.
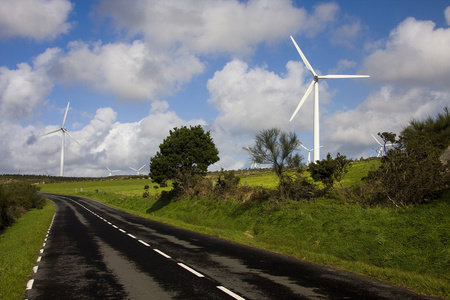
[37,160,449,298]
[0,199,55,300]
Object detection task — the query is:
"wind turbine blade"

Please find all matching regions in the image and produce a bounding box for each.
[290,80,315,122]
[371,134,382,146]
[138,165,145,170]
[64,129,81,146]
[106,165,111,172]
[39,128,61,137]
[290,36,317,77]
[130,167,137,171]
[300,144,310,151]
[62,102,70,128]
[319,75,370,79]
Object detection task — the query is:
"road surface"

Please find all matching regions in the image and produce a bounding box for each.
[25,194,434,299]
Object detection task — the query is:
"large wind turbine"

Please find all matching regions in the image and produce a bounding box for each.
[289,36,369,163]
[129,164,145,175]
[40,102,80,176]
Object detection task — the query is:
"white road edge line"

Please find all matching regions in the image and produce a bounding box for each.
[33,266,38,273]
[26,279,34,290]
[138,240,150,247]
[216,286,245,300]
[177,263,204,277]
[127,233,137,239]
[154,248,171,258]
[119,229,126,233]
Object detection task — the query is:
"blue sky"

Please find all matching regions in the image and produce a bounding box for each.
[1,0,449,177]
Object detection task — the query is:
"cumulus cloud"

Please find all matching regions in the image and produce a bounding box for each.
[0,0,73,40]
[363,17,450,89]
[54,40,204,100]
[207,59,335,136]
[96,0,338,55]
[0,62,53,119]
[322,86,449,158]
[445,6,450,25]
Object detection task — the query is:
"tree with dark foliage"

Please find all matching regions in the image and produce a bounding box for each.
[149,125,219,194]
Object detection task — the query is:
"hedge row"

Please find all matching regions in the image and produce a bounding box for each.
[0,182,46,230]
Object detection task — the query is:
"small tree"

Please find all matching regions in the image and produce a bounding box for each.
[309,153,351,190]
[245,128,303,197]
[149,125,219,195]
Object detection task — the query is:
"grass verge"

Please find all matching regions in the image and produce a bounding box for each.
[0,199,55,300]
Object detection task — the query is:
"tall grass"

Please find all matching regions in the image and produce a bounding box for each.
[0,200,55,300]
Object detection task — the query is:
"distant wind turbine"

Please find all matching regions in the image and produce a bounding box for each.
[40,102,80,176]
[371,134,394,157]
[244,147,259,169]
[289,36,370,163]
[301,144,323,166]
[129,164,145,175]
[106,165,120,176]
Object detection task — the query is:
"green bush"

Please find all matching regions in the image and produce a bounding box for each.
[0,182,45,230]
[309,153,351,189]
[362,109,450,207]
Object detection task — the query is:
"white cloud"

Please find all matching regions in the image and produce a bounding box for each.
[55,40,204,100]
[0,62,52,119]
[330,18,364,47]
[445,6,450,25]
[0,103,208,176]
[207,59,334,136]
[363,17,450,89]
[96,0,338,55]
[0,0,72,40]
[322,86,450,158]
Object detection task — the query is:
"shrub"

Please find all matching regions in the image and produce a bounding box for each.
[362,109,450,207]
[279,174,318,201]
[309,153,351,189]
[0,182,46,230]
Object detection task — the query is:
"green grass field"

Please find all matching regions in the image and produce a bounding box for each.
[16,161,450,298]
[0,200,55,300]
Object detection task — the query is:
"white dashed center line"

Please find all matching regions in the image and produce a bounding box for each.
[73,199,245,299]
[177,263,205,278]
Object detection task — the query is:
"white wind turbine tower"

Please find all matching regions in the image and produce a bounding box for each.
[129,164,145,175]
[289,36,369,163]
[40,102,80,176]
[106,165,120,176]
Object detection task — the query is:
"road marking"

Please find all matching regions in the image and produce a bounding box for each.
[154,248,171,259]
[217,286,245,300]
[127,233,137,239]
[119,229,126,233]
[33,266,39,273]
[177,263,204,277]
[36,256,41,262]
[138,240,150,247]
[112,225,118,228]
[39,249,44,254]
[26,279,34,290]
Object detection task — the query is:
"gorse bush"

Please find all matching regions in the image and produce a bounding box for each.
[309,153,351,190]
[0,182,46,230]
[362,108,450,207]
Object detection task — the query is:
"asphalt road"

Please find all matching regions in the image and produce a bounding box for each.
[25,193,435,299]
